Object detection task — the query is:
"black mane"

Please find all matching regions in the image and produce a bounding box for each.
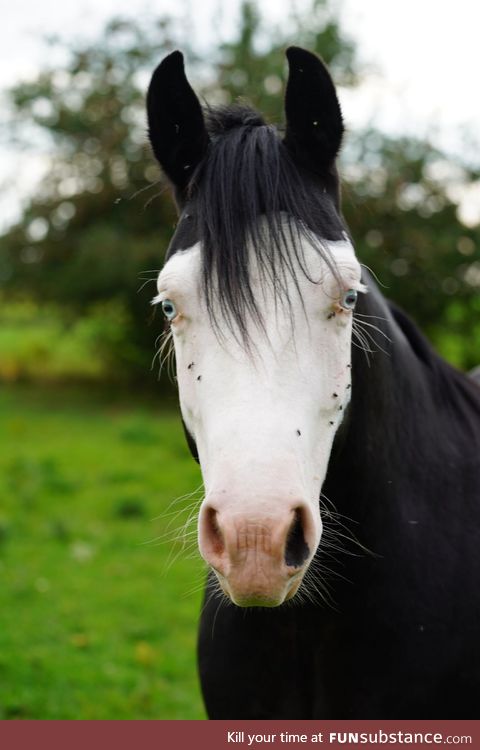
[168,104,345,340]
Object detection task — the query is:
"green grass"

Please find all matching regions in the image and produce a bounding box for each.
[0,297,135,384]
[0,386,206,719]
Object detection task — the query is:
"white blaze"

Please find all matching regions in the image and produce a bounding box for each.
[156,227,364,598]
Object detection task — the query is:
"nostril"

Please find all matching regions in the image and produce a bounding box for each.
[285,508,310,568]
[203,506,224,557]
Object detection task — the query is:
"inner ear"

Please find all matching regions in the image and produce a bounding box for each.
[284,47,344,173]
[147,51,210,195]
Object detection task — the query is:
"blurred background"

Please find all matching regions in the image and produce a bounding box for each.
[0,0,479,720]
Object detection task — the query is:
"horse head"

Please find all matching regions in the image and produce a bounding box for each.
[147,48,366,607]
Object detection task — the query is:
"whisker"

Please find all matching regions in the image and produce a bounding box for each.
[360,262,388,288]
[152,328,176,382]
[211,594,228,638]
[143,184,169,211]
[355,320,392,346]
[182,571,211,599]
[353,320,391,357]
[352,324,374,351]
[300,567,338,610]
[139,268,162,276]
[151,500,202,528]
[351,328,372,366]
[354,312,389,323]
[137,277,158,293]
[128,179,164,202]
[146,528,198,546]
[150,483,204,519]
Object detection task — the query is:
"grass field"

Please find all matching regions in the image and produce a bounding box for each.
[0,386,206,719]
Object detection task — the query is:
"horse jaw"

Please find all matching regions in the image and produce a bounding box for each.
[156,233,363,606]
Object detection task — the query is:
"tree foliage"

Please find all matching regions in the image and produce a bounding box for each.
[343,133,480,366]
[1,1,479,384]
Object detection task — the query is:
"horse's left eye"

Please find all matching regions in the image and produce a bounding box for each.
[161,299,177,321]
[340,289,358,310]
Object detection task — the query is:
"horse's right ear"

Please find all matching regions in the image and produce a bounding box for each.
[147,51,209,195]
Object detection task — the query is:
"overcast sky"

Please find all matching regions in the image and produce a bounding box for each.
[1,0,480,231]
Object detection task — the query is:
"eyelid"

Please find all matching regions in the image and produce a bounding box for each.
[342,281,367,294]
[151,293,163,306]
[151,292,180,306]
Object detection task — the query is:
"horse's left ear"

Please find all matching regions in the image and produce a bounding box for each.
[284,47,344,171]
[147,50,210,195]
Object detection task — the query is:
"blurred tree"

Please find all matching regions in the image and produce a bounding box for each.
[342,133,480,367]
[206,0,357,119]
[0,15,182,379]
[0,0,479,384]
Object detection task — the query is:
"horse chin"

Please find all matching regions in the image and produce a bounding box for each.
[214,569,304,608]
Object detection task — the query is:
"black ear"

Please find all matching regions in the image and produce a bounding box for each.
[147,51,209,193]
[284,47,344,172]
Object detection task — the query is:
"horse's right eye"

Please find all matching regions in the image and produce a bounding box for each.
[161,299,177,321]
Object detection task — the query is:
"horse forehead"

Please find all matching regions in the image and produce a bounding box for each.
[158,235,359,291]
[157,243,202,294]
[296,236,360,280]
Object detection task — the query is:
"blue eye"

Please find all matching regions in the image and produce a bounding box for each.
[161,299,177,321]
[340,289,358,310]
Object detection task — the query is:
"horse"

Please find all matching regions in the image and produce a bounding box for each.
[146,47,480,719]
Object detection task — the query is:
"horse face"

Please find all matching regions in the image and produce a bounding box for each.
[156,231,363,606]
[148,46,354,606]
